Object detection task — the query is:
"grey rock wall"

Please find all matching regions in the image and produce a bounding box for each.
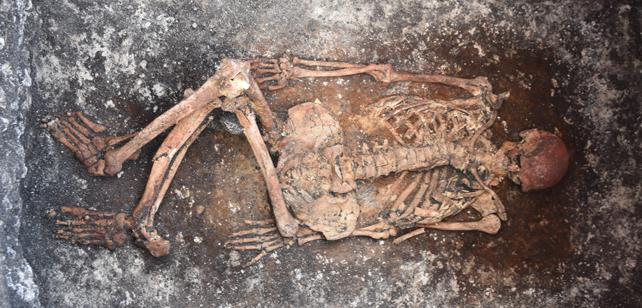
[0,0,40,307]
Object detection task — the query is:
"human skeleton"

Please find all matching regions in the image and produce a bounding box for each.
[44,56,569,266]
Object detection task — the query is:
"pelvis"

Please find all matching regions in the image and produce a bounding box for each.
[275,102,360,240]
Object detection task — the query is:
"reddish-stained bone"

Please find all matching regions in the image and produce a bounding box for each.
[130,102,217,257]
[393,228,425,245]
[76,111,106,132]
[244,219,276,226]
[226,57,567,263]
[103,76,222,176]
[298,235,323,246]
[398,171,433,220]
[391,178,419,214]
[235,106,299,238]
[229,227,278,237]
[46,56,569,266]
[423,215,502,235]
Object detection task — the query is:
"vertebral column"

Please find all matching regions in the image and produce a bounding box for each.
[340,142,468,182]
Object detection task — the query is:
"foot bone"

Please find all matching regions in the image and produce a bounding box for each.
[42,112,138,176]
[55,206,133,250]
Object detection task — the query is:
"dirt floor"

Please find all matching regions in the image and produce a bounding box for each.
[1,0,641,307]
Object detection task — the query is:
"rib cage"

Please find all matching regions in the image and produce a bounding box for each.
[348,95,497,228]
[382,168,489,230]
[347,143,492,230]
[273,92,500,238]
[369,95,494,147]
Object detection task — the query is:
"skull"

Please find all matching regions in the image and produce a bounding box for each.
[505,129,569,192]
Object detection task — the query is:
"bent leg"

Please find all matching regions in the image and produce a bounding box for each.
[101,58,255,176]
[130,101,217,257]
[235,105,299,238]
[103,77,224,176]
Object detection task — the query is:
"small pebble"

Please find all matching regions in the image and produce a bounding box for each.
[47,209,57,219]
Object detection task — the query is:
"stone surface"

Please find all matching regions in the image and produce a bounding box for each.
[0,0,40,307]
[2,0,640,307]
